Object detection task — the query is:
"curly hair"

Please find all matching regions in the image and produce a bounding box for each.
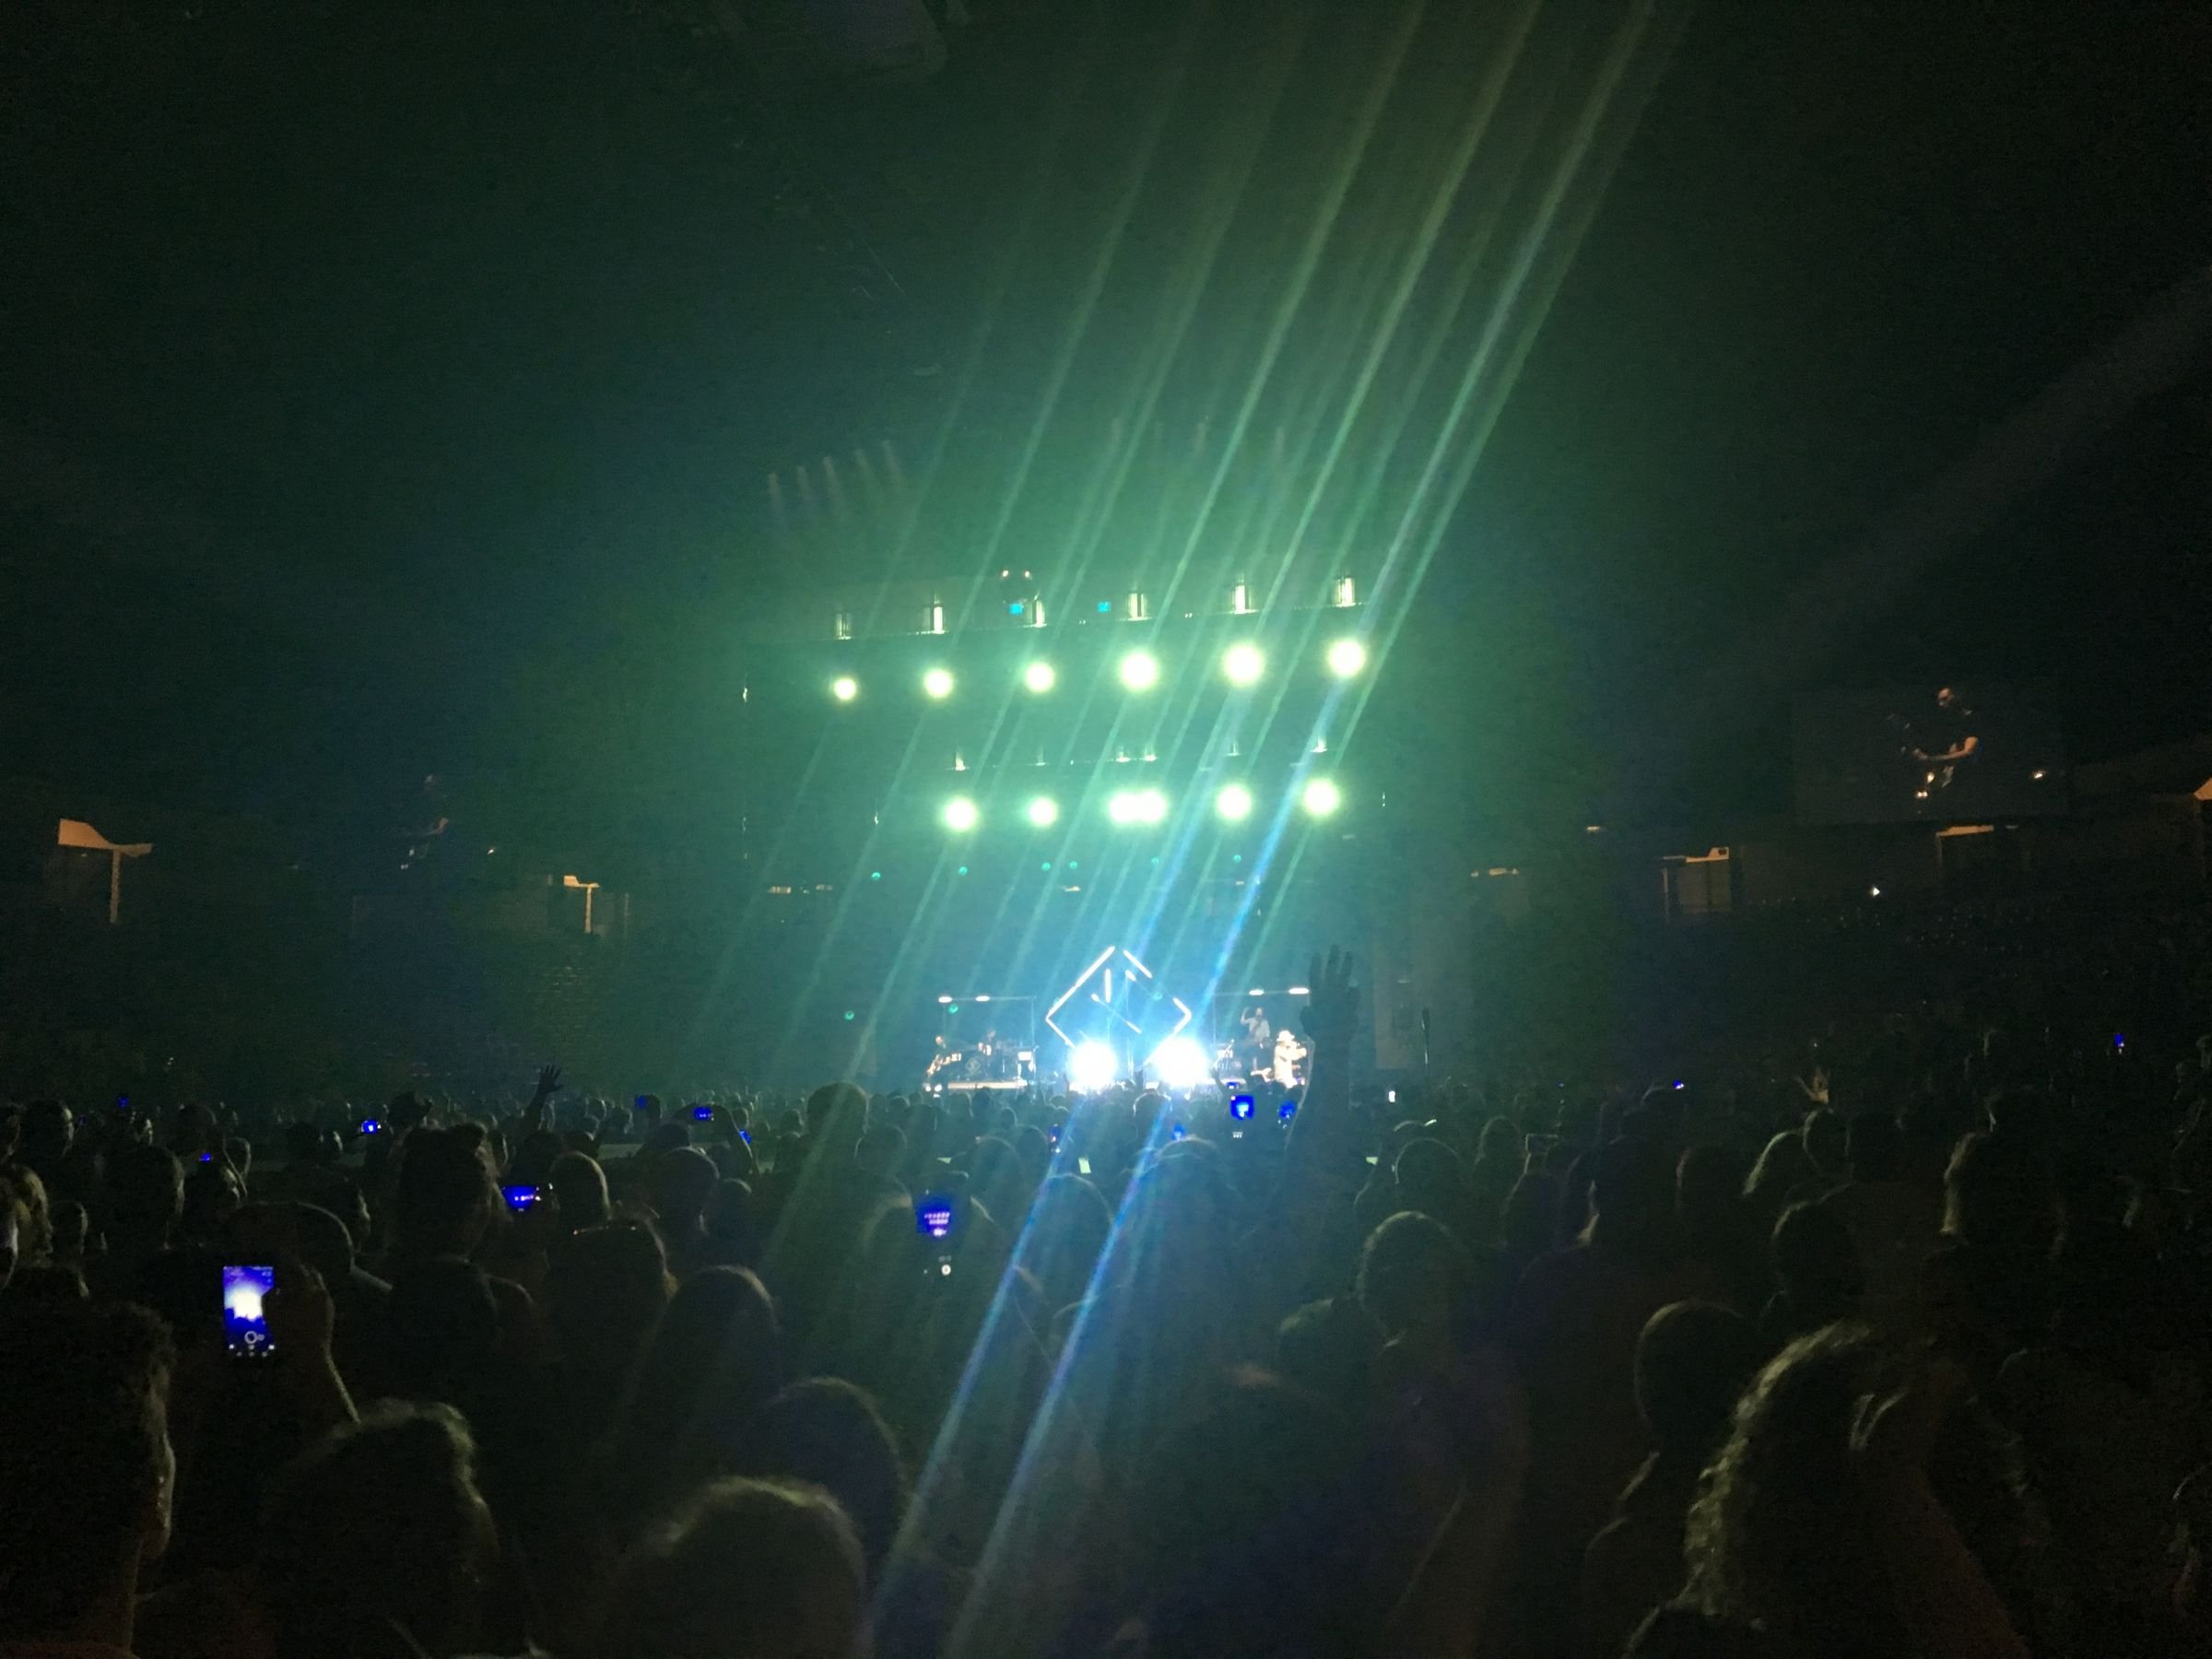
[1682,1323,1908,1653]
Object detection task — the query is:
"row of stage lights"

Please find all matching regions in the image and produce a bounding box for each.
[830,638,1368,704]
[939,776,1341,832]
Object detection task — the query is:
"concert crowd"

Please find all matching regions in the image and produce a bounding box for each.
[6,928,2212,1659]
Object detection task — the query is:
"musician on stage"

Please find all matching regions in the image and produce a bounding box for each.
[1239,1004,1274,1077]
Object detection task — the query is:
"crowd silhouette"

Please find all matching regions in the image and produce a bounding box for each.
[6,937,2212,1659]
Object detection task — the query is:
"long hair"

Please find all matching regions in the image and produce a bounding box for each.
[1682,1324,1908,1655]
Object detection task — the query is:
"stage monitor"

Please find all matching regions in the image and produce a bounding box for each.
[1794,682,2066,825]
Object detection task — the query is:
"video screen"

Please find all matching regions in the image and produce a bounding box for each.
[1794,683,2066,824]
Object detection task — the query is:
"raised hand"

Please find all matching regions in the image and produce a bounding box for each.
[531,1063,563,1104]
[1299,946,1360,1050]
[265,1259,335,1367]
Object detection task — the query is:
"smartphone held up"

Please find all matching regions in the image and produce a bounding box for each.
[222,1264,277,1360]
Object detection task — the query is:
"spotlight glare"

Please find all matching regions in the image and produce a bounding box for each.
[942,796,980,832]
[1068,1040,1119,1094]
[1301,778,1342,818]
[1023,661,1056,693]
[1326,638,1368,678]
[1026,795,1060,828]
[1107,787,1169,827]
[1151,1035,1211,1092]
[923,667,955,700]
[1215,782,1253,822]
[1118,651,1160,691]
[831,675,859,702]
[1221,642,1265,687]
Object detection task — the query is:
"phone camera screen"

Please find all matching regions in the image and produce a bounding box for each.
[222,1264,277,1359]
[916,1196,955,1241]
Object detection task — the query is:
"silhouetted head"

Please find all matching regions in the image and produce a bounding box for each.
[1635,1300,1767,1457]
[547,1221,671,1375]
[590,1478,865,1659]
[0,1301,175,1641]
[394,1126,499,1256]
[736,1379,907,1580]
[548,1150,611,1230]
[650,1147,720,1230]
[257,1403,495,1659]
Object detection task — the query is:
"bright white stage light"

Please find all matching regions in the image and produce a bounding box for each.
[1301,778,1342,818]
[1109,786,1169,826]
[1068,1040,1119,1094]
[1326,638,1367,677]
[1221,642,1265,687]
[923,667,955,700]
[1215,782,1253,822]
[1026,795,1060,828]
[1023,661,1056,693]
[1150,1034,1211,1091]
[1119,651,1160,691]
[831,676,859,702]
[942,796,980,832]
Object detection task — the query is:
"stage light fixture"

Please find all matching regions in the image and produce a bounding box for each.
[1222,642,1265,687]
[1326,638,1367,678]
[1150,1034,1211,1092]
[1107,787,1169,827]
[923,667,955,700]
[1300,778,1342,818]
[942,796,980,832]
[1215,782,1253,822]
[1118,650,1160,691]
[1068,1040,1119,1094]
[831,676,859,702]
[1026,795,1060,828]
[1023,661,1056,693]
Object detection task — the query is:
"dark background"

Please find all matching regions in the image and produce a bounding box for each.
[6,0,2210,876]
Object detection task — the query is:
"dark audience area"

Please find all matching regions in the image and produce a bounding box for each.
[6,931,2212,1659]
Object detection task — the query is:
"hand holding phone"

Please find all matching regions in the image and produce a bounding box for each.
[502,1183,545,1213]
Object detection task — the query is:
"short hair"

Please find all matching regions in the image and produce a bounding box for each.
[1357,1211,1471,1335]
[258,1402,493,1657]
[0,1301,174,1637]
[590,1478,865,1659]
[649,1146,720,1220]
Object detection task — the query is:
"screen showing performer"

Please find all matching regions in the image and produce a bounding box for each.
[1794,681,2065,823]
